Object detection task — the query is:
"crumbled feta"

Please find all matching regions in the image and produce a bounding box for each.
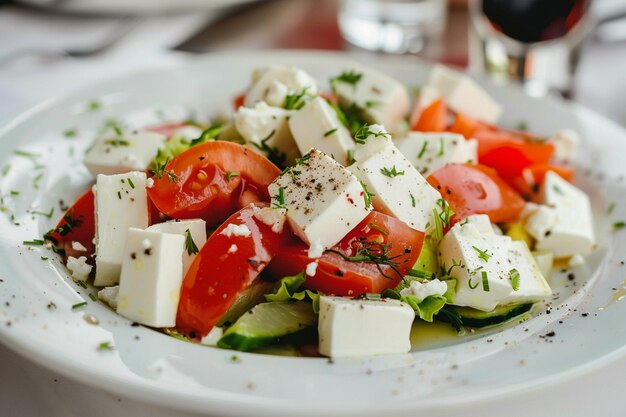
[253,207,287,234]
[66,256,92,282]
[220,223,252,238]
[97,285,119,310]
[227,244,238,254]
[306,261,319,277]
[146,178,155,188]
[307,239,325,259]
[548,129,580,164]
[245,65,318,108]
[71,241,88,252]
[399,279,448,301]
[200,326,224,347]
[568,253,585,268]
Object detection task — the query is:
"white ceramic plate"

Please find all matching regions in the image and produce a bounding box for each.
[0,51,625,417]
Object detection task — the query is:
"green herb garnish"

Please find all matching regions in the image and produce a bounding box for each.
[380,166,405,178]
[72,302,87,310]
[324,128,338,137]
[360,181,374,209]
[509,268,520,291]
[472,246,492,262]
[481,271,490,292]
[184,228,199,256]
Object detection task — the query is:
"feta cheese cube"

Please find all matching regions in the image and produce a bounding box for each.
[349,125,441,232]
[427,65,503,123]
[395,132,478,176]
[525,171,595,258]
[245,65,318,108]
[93,172,149,286]
[439,215,551,311]
[548,129,580,164]
[235,102,300,165]
[332,67,410,132]
[318,296,415,358]
[117,228,185,327]
[268,149,371,249]
[84,130,165,176]
[288,97,355,166]
[146,219,207,275]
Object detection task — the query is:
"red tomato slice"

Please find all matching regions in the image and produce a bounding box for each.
[267,212,424,296]
[176,204,286,337]
[147,141,281,227]
[427,164,526,224]
[45,189,95,262]
[509,164,575,201]
[447,113,493,139]
[411,98,447,132]
[473,129,554,181]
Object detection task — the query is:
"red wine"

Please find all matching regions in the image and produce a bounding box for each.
[482,0,589,44]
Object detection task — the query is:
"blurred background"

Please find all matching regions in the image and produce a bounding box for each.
[1,0,626,416]
[0,0,625,127]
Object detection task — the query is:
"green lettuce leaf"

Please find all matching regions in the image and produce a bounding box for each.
[400,294,447,322]
[264,273,320,313]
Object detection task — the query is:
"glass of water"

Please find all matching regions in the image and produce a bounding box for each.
[338,0,448,54]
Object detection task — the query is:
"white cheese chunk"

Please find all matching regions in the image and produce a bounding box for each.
[200,326,224,347]
[349,125,441,232]
[235,102,300,165]
[146,219,207,276]
[220,223,252,238]
[427,65,503,123]
[332,66,410,132]
[66,256,92,282]
[318,296,415,358]
[245,65,318,108]
[548,129,580,164]
[439,215,551,311]
[525,171,595,258]
[288,96,355,166]
[400,279,448,301]
[93,172,149,286]
[395,132,478,176]
[268,148,371,249]
[117,228,185,327]
[97,285,119,310]
[532,251,554,279]
[172,125,204,141]
[84,130,165,177]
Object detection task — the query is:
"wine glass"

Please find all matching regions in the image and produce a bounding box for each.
[469,0,593,98]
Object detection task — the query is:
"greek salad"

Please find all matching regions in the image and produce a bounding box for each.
[43,63,595,358]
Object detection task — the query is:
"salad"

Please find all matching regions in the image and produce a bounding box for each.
[42,63,595,358]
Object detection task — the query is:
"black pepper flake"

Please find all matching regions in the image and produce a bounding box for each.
[567,272,575,281]
[621,261,625,266]
[144,248,152,256]
[581,313,589,317]
[404,248,411,254]
[199,156,206,161]
[189,331,197,339]
[131,252,137,259]
[544,230,552,237]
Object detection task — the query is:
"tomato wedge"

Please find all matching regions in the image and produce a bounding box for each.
[473,129,554,181]
[447,113,493,139]
[411,98,447,132]
[147,141,281,227]
[427,164,525,224]
[176,204,286,337]
[44,189,95,262]
[509,164,575,200]
[267,212,424,296]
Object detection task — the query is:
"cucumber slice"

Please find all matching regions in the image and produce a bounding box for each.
[448,303,533,328]
[218,301,317,351]
[217,280,275,327]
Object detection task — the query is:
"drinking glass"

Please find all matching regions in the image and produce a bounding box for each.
[338,0,448,54]
[469,0,593,97]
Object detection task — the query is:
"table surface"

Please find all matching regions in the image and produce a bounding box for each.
[1,1,626,416]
